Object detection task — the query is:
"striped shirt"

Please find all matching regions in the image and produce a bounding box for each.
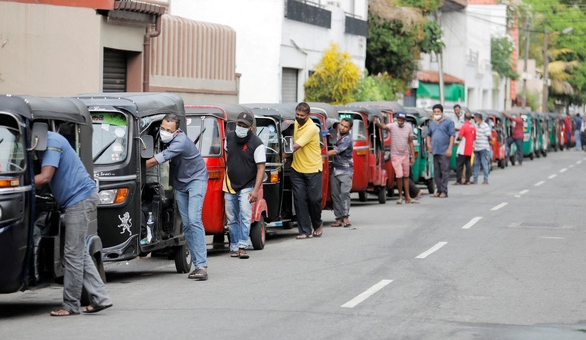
[387,122,412,156]
[474,121,491,151]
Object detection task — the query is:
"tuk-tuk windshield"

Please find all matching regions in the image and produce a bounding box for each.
[186,116,222,157]
[352,119,367,141]
[256,118,280,156]
[0,117,25,173]
[91,112,129,165]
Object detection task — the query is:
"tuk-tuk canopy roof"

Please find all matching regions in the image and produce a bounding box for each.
[76,92,185,119]
[306,102,332,118]
[338,104,384,122]
[0,94,91,125]
[243,104,297,121]
[347,101,405,113]
[476,109,504,120]
[184,103,253,122]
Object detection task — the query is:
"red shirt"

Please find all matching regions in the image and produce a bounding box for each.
[458,121,476,156]
[563,117,573,133]
[512,117,524,139]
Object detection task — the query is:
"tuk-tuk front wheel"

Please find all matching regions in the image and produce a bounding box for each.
[250,215,266,250]
[173,244,193,273]
[358,191,367,202]
[377,186,387,204]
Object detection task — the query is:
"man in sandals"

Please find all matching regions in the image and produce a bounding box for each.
[223,112,265,259]
[374,111,418,204]
[146,113,209,280]
[288,102,323,239]
[327,117,354,227]
[35,131,112,316]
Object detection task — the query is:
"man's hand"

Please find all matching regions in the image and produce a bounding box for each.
[248,189,259,203]
[445,149,452,158]
[410,157,415,166]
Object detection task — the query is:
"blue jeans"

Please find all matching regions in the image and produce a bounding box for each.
[224,187,253,252]
[473,149,490,182]
[506,137,523,164]
[175,180,208,268]
[575,130,582,150]
[63,191,111,313]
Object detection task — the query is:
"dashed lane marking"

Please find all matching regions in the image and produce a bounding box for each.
[462,217,482,229]
[560,168,567,173]
[415,242,448,259]
[491,202,508,211]
[540,236,565,240]
[534,181,545,186]
[341,280,393,308]
[578,160,583,164]
[569,164,575,168]
[548,174,557,179]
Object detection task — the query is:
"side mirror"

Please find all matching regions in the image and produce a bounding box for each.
[283,136,294,154]
[28,122,48,151]
[140,135,154,159]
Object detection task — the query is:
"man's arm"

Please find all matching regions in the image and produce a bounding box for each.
[249,163,265,203]
[446,136,454,157]
[146,157,159,170]
[409,136,415,166]
[34,166,56,187]
[373,117,390,131]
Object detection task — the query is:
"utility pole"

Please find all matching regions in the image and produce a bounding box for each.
[522,13,530,109]
[542,29,549,112]
[436,10,444,105]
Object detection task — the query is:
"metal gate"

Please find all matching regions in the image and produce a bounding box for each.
[103,48,127,92]
[282,68,298,103]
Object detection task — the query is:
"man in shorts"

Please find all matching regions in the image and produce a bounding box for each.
[374,112,418,204]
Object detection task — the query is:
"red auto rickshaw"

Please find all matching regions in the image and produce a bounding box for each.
[338,104,388,204]
[184,104,268,250]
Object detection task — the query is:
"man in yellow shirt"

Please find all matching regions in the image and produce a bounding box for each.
[290,102,323,239]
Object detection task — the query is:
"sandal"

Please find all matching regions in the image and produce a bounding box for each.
[313,226,323,238]
[331,221,344,227]
[405,200,420,204]
[188,267,208,281]
[396,198,404,204]
[50,308,79,317]
[230,251,239,258]
[296,234,313,239]
[83,304,113,314]
[238,248,249,259]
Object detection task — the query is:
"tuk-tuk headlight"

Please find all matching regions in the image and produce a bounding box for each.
[99,188,129,204]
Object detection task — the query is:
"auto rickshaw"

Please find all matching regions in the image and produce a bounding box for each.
[338,104,388,204]
[0,94,103,294]
[535,112,549,157]
[244,103,333,230]
[346,101,403,198]
[479,110,508,169]
[403,107,435,193]
[183,104,268,250]
[77,92,192,273]
[548,112,562,151]
[505,109,534,161]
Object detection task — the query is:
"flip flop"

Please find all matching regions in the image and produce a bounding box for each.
[396,199,404,205]
[331,221,344,227]
[82,304,112,314]
[296,234,313,239]
[312,227,323,238]
[50,308,79,317]
[238,248,249,259]
[188,267,208,281]
[406,200,420,204]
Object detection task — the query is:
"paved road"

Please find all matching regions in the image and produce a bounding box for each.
[2,150,586,340]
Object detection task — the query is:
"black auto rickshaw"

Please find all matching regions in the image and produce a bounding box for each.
[77,92,192,273]
[0,94,103,293]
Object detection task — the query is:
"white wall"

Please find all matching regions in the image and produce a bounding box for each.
[170,0,367,103]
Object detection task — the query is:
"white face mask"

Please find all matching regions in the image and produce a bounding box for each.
[160,130,174,143]
[235,125,249,138]
[434,114,442,121]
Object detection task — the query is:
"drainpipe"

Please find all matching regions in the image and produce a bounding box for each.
[143,15,162,92]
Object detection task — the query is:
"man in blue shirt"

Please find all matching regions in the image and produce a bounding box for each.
[146,113,209,280]
[327,118,354,227]
[35,132,112,316]
[426,104,455,198]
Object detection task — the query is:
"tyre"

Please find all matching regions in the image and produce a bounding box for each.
[250,215,266,250]
[387,187,395,198]
[510,154,516,166]
[529,152,534,160]
[173,244,192,273]
[542,149,547,157]
[377,186,387,204]
[358,191,367,202]
[426,178,435,194]
[535,150,541,158]
[212,233,226,250]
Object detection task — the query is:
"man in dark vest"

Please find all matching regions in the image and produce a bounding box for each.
[223,112,266,259]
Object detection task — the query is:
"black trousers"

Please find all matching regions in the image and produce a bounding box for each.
[290,169,323,236]
[456,154,472,183]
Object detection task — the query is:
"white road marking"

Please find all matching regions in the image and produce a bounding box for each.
[341,280,393,308]
[462,217,483,230]
[569,164,575,168]
[540,236,565,240]
[560,168,567,173]
[548,174,557,179]
[514,195,521,198]
[519,189,530,195]
[578,160,583,164]
[415,242,448,259]
[491,202,508,211]
[534,181,545,186]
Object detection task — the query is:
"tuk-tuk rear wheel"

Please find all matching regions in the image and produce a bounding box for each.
[358,191,367,202]
[426,178,435,194]
[173,244,192,273]
[250,215,266,250]
[377,186,387,204]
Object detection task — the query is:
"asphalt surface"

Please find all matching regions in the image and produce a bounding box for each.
[2,149,586,340]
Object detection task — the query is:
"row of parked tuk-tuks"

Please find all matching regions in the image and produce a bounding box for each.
[0,93,567,296]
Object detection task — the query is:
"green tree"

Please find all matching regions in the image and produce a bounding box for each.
[304,43,361,105]
[354,70,404,101]
[491,36,519,80]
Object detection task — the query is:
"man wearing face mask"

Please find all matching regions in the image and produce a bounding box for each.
[426,104,455,198]
[146,113,209,280]
[374,111,418,204]
[289,102,323,239]
[223,112,266,259]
